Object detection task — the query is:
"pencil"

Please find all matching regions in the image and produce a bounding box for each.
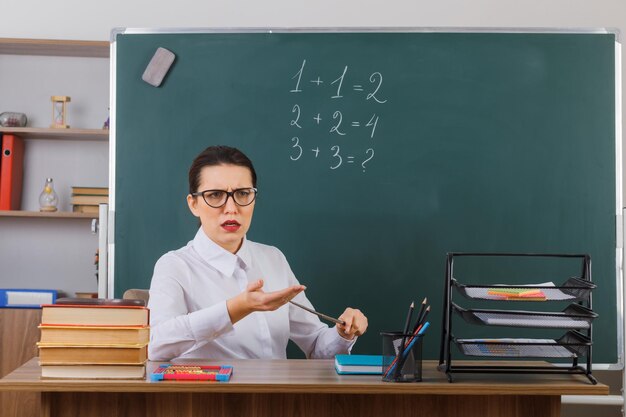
[404,301,415,336]
[412,297,428,334]
[413,305,430,334]
[394,301,414,379]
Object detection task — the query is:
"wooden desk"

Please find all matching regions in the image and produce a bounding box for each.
[0,308,41,417]
[0,358,608,417]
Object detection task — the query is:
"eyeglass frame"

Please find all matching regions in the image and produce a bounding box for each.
[190,187,258,208]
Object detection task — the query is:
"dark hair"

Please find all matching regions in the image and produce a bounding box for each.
[188,145,257,194]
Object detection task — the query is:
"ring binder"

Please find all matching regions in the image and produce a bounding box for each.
[0,134,25,210]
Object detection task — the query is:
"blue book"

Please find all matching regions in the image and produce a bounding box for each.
[0,289,57,308]
[334,354,383,375]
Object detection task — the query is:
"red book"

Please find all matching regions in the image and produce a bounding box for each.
[0,134,25,210]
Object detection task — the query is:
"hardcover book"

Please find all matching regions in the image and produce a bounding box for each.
[70,195,109,205]
[71,186,109,196]
[41,304,149,326]
[41,364,145,379]
[55,298,145,306]
[334,354,383,375]
[38,343,148,365]
[39,325,149,345]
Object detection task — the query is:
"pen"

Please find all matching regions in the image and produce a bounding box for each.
[289,300,346,326]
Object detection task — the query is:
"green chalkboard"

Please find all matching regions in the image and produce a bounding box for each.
[113,30,618,363]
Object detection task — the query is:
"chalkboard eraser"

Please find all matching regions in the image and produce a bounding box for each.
[142,47,176,87]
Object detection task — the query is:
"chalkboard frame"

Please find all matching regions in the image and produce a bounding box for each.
[109,27,623,366]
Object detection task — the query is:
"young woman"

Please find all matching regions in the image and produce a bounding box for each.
[148,145,368,360]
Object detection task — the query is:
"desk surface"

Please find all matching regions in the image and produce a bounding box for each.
[0,358,608,396]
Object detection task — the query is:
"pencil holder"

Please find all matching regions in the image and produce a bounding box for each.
[381,331,423,382]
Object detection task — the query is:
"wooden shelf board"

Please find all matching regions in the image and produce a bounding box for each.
[0,127,108,141]
[0,210,97,219]
[0,38,109,58]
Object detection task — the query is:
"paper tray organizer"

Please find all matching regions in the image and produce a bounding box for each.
[438,253,597,384]
[454,331,591,358]
[451,277,595,302]
[452,302,597,329]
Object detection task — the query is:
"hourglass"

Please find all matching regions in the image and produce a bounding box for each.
[50,96,71,128]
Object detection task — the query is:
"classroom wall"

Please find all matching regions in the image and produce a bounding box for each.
[0,55,109,296]
[1,0,624,194]
[1,0,624,41]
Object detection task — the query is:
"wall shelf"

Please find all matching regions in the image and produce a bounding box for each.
[0,36,107,314]
[0,127,108,141]
[0,38,109,58]
[0,210,97,219]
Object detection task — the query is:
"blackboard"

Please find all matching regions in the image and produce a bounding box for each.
[113,30,618,363]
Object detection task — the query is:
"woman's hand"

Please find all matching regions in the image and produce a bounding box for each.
[227,279,305,324]
[336,308,368,340]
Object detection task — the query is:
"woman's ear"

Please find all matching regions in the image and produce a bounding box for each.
[187,194,200,217]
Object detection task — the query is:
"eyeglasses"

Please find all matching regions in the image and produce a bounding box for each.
[191,187,258,208]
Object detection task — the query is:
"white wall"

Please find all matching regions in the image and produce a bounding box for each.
[0,55,109,296]
[1,0,625,41]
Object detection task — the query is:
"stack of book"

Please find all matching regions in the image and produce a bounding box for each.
[38,298,149,379]
[71,186,109,214]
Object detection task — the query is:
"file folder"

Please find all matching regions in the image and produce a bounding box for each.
[0,289,57,308]
[0,134,25,210]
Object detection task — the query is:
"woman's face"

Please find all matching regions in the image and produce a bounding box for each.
[187,164,255,254]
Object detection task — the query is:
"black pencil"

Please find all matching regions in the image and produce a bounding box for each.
[394,301,414,379]
[403,301,415,336]
[412,297,428,334]
[416,305,431,332]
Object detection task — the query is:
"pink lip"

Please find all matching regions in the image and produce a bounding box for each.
[221,220,241,232]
